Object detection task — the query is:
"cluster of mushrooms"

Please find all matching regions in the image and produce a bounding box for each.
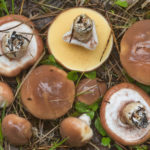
[0,7,150,148]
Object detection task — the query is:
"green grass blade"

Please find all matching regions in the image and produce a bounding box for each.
[0,0,9,15]
[11,0,14,14]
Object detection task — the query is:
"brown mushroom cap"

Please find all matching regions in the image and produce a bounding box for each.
[0,15,43,77]
[21,65,75,119]
[2,114,32,146]
[0,82,14,108]
[47,7,113,72]
[60,117,93,147]
[120,20,150,85]
[76,78,107,105]
[100,83,150,145]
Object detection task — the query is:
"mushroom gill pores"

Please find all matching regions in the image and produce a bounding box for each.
[20,65,75,119]
[47,7,113,72]
[0,15,43,77]
[100,83,150,145]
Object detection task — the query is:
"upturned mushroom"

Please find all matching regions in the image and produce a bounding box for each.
[60,114,93,147]
[21,65,75,119]
[0,82,14,108]
[100,83,150,145]
[47,7,113,72]
[2,114,32,146]
[0,15,43,77]
[76,78,107,105]
[120,20,150,85]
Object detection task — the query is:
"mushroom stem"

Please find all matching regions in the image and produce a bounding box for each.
[121,102,149,128]
[2,31,29,59]
[72,14,93,43]
[78,114,91,126]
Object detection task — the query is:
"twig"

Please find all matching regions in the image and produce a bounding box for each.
[33,125,59,145]
[88,142,100,150]
[100,30,112,62]
[20,0,25,15]
[14,50,46,99]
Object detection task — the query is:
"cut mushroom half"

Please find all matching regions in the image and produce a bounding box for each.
[100,83,150,145]
[21,65,75,119]
[76,78,107,105]
[47,7,113,72]
[60,114,93,147]
[0,15,43,77]
[2,114,32,146]
[0,82,14,108]
[120,20,150,85]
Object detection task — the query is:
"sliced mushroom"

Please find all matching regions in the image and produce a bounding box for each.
[76,78,107,105]
[2,114,32,146]
[0,82,14,108]
[100,83,150,145]
[21,65,75,119]
[120,20,150,85]
[60,114,93,147]
[0,15,43,77]
[47,7,113,72]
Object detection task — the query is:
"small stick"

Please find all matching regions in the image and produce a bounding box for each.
[14,51,46,99]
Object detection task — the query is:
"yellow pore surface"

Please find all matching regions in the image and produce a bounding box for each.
[48,8,113,71]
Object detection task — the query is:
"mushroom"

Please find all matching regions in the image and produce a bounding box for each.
[60,113,93,147]
[120,20,150,85]
[20,65,75,119]
[0,15,43,77]
[76,78,107,105]
[100,83,150,145]
[0,82,14,108]
[2,114,32,146]
[63,14,98,50]
[47,7,113,72]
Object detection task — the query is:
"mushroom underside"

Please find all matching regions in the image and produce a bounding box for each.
[103,88,150,144]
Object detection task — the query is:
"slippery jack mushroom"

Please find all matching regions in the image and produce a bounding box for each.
[47,7,113,72]
[100,83,150,145]
[2,114,32,146]
[21,65,75,119]
[60,113,93,147]
[120,20,150,85]
[0,82,14,108]
[0,15,43,77]
[76,78,107,105]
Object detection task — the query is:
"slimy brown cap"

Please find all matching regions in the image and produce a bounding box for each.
[2,114,32,146]
[0,82,14,108]
[120,20,150,85]
[21,65,75,119]
[76,78,107,105]
[60,117,93,147]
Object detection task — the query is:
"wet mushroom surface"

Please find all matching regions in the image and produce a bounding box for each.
[20,65,75,119]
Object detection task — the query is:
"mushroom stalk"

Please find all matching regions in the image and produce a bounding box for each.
[2,31,29,59]
[72,14,93,43]
[121,102,148,128]
[78,113,91,126]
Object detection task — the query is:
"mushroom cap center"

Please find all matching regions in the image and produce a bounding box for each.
[1,31,29,59]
